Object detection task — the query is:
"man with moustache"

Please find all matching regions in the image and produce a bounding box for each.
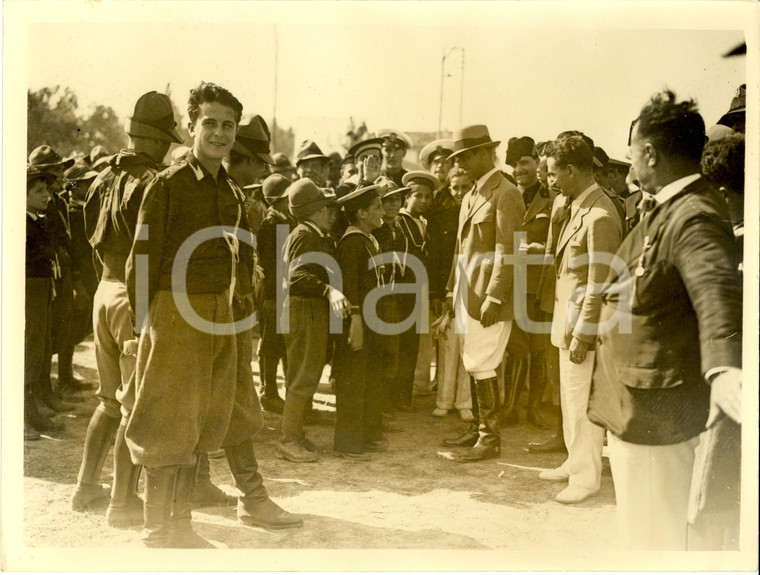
[537,134,621,504]
[126,82,251,548]
[500,137,556,429]
[588,92,742,549]
[442,125,525,462]
[295,140,332,188]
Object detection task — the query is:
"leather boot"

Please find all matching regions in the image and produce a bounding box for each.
[259,356,285,414]
[41,390,76,412]
[26,390,61,432]
[526,406,567,453]
[457,377,501,462]
[498,356,525,427]
[191,452,236,508]
[526,351,550,429]
[141,466,177,548]
[71,406,120,511]
[442,377,480,447]
[56,346,90,390]
[225,437,303,529]
[276,393,319,462]
[106,422,144,528]
[167,459,216,548]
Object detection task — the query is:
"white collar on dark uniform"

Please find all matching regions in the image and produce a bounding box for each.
[654,173,701,205]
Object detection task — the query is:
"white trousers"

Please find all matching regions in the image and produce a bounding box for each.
[456,313,512,380]
[607,432,699,550]
[557,348,604,491]
[436,321,472,410]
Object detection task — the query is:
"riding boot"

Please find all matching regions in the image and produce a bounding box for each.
[442,377,480,447]
[141,466,177,548]
[526,351,550,429]
[191,452,236,508]
[167,457,215,548]
[499,356,525,427]
[106,421,144,528]
[71,405,120,511]
[225,437,303,529]
[457,377,501,462]
[276,393,319,462]
[259,355,285,414]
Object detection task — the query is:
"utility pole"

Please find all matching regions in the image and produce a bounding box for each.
[438,47,465,137]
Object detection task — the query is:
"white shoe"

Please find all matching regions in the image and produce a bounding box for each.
[459,409,474,422]
[432,408,449,417]
[538,467,570,482]
[555,485,597,504]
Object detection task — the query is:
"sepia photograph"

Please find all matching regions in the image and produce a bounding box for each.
[2,0,758,571]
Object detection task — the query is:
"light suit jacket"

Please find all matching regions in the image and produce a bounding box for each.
[549,185,622,350]
[446,170,525,322]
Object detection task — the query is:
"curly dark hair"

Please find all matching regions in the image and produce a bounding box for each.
[187,81,243,124]
[701,133,744,194]
[544,135,593,170]
[633,90,705,162]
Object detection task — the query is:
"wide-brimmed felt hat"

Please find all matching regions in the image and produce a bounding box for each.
[402,170,440,190]
[89,145,109,166]
[288,178,337,219]
[27,164,58,184]
[337,184,381,213]
[419,139,455,169]
[233,115,274,164]
[348,137,384,160]
[505,137,537,166]
[262,173,291,200]
[593,146,609,169]
[718,84,746,127]
[125,91,183,144]
[377,129,413,150]
[64,161,99,182]
[295,140,330,166]
[448,125,501,160]
[28,145,75,171]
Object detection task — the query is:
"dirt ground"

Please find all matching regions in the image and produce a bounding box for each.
[21,336,619,560]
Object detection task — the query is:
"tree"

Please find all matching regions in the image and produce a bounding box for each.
[27,85,127,159]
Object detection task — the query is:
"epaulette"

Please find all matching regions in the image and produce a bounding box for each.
[156,160,188,180]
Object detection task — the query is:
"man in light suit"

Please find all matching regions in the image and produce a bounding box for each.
[537,135,622,503]
[441,125,525,462]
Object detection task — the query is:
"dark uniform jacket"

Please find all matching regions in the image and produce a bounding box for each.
[588,176,742,445]
[519,181,556,295]
[257,206,296,301]
[382,168,407,189]
[84,150,160,282]
[395,209,429,284]
[45,192,72,274]
[26,213,56,279]
[126,153,249,324]
[285,221,335,299]
[426,187,460,301]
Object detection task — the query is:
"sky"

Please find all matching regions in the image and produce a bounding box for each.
[18,1,750,162]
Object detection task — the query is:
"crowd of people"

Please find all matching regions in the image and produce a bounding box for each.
[25,80,745,550]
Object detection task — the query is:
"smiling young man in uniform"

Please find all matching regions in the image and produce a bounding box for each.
[126,82,250,548]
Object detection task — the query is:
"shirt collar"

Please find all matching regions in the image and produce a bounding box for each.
[476,167,500,192]
[654,173,701,205]
[572,183,597,210]
[27,211,39,221]
[186,151,228,183]
[303,219,325,237]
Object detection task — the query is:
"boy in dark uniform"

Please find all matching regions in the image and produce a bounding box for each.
[25,166,60,438]
[332,185,388,459]
[392,171,436,411]
[256,173,296,412]
[278,179,348,462]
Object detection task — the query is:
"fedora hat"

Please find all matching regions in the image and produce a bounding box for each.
[125,91,183,144]
[592,146,609,169]
[402,170,441,190]
[288,178,337,219]
[419,139,454,169]
[233,115,274,164]
[262,173,291,201]
[377,129,413,150]
[295,140,330,166]
[448,125,500,160]
[505,137,537,166]
[718,84,746,127]
[28,145,75,170]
